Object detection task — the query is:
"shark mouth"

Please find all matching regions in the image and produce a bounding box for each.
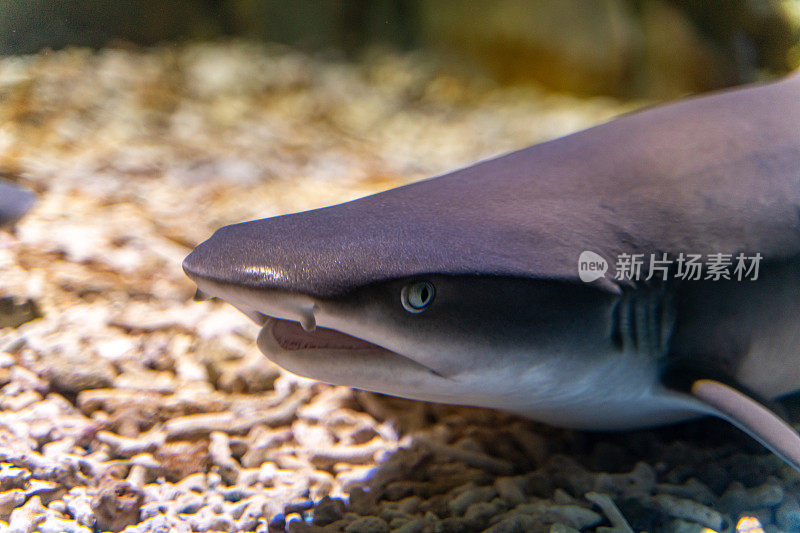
[188,279,440,377]
[257,316,445,380]
[267,317,384,351]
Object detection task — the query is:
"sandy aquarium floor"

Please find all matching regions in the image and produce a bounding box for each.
[0,41,798,533]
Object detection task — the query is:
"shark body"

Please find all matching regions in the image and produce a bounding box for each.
[185,71,800,469]
[0,178,34,229]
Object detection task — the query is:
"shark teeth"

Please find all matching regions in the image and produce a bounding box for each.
[299,304,317,332]
[193,288,211,302]
[268,318,380,351]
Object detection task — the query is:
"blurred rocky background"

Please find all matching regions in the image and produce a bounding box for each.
[1,0,799,99]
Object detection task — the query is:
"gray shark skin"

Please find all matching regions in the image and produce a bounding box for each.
[0,178,35,229]
[185,70,800,469]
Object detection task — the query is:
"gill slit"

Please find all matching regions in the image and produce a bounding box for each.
[610,284,676,358]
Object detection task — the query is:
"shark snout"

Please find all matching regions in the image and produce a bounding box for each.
[182,190,512,300]
[182,213,380,299]
[183,233,318,331]
[182,222,293,291]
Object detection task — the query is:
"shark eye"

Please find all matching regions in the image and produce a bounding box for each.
[401,281,435,313]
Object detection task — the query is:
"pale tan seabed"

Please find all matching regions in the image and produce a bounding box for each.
[0,42,794,533]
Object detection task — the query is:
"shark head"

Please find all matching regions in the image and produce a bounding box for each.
[182,211,640,423]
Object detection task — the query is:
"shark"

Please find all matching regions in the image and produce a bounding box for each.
[0,178,35,229]
[184,70,800,470]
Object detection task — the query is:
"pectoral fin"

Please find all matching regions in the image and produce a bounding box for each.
[691,379,800,470]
